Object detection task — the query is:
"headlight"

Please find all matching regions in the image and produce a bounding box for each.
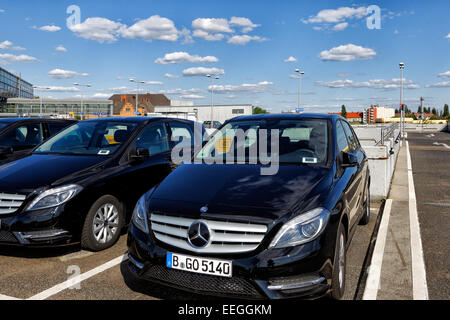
[26,184,83,211]
[132,194,149,233]
[269,208,330,249]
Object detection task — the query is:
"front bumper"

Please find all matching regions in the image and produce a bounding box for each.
[126,223,333,299]
[0,206,73,246]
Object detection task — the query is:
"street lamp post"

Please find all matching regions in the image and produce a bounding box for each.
[295,69,305,110]
[399,63,405,139]
[206,74,219,129]
[74,83,91,120]
[129,78,146,116]
[32,86,51,117]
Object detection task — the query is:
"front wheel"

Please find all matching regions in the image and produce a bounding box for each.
[81,195,124,251]
[331,224,347,300]
[359,182,370,225]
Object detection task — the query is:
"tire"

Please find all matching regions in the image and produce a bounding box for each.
[331,223,347,300]
[359,182,370,225]
[81,195,125,251]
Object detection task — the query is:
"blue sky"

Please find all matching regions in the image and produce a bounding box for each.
[0,0,449,113]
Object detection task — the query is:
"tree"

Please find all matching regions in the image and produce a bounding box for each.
[341,105,347,118]
[253,106,268,114]
[443,104,449,117]
[432,107,438,116]
[417,106,423,114]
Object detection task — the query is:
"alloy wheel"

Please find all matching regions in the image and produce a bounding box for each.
[93,203,120,244]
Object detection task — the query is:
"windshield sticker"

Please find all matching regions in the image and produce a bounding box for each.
[215,137,233,153]
[302,157,318,164]
[98,150,111,155]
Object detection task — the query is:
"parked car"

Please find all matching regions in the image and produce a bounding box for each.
[0,118,76,165]
[126,113,370,300]
[203,120,222,129]
[0,117,205,251]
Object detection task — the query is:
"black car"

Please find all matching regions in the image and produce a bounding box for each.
[0,118,76,165]
[126,113,370,300]
[0,117,205,251]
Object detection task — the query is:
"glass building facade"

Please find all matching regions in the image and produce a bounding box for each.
[0,67,34,101]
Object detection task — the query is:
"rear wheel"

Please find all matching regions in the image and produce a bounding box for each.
[331,223,346,300]
[81,195,124,251]
[359,182,371,225]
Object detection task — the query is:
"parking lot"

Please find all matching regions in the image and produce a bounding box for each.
[0,201,381,300]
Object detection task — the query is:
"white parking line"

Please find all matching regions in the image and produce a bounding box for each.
[27,254,128,300]
[362,199,392,300]
[0,294,21,300]
[406,141,429,300]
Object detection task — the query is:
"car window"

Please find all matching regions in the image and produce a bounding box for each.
[35,121,139,155]
[47,122,70,137]
[0,123,43,147]
[336,121,350,153]
[136,122,169,155]
[169,122,193,147]
[341,121,358,151]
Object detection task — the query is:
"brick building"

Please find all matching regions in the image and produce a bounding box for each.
[109,93,170,116]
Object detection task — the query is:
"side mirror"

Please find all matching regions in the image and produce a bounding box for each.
[341,152,358,167]
[131,147,150,162]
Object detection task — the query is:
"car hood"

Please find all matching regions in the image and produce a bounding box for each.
[150,163,333,221]
[0,154,107,193]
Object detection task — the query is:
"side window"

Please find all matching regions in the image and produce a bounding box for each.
[168,122,193,147]
[136,122,169,155]
[336,121,350,153]
[0,123,44,147]
[47,122,69,137]
[341,121,358,151]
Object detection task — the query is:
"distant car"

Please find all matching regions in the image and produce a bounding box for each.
[0,117,205,251]
[126,113,370,300]
[203,121,222,129]
[0,118,77,165]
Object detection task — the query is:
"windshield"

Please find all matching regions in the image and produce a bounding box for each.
[34,120,140,156]
[196,118,329,165]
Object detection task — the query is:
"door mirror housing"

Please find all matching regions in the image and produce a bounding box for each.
[341,151,358,167]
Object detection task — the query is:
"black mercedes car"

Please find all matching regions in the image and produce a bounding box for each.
[126,113,370,300]
[0,118,76,165]
[0,117,205,251]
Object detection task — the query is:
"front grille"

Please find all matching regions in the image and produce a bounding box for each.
[0,193,26,215]
[0,231,18,243]
[150,213,268,254]
[144,264,262,298]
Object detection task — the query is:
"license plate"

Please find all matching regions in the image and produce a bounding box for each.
[166,252,232,278]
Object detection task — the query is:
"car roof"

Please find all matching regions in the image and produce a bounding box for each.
[0,117,75,123]
[82,116,197,124]
[230,113,343,122]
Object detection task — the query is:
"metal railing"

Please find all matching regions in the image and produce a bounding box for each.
[377,123,400,145]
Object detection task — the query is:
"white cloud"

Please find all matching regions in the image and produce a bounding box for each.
[303,6,367,24]
[142,81,164,85]
[447,33,450,39]
[48,69,89,79]
[0,53,37,65]
[332,22,348,31]
[337,72,350,77]
[182,67,225,77]
[119,15,179,42]
[181,94,205,99]
[227,35,267,45]
[284,56,297,63]
[70,17,124,43]
[0,9,4,13]
[229,17,260,33]
[319,44,376,61]
[0,40,26,51]
[158,88,203,95]
[55,45,67,52]
[210,81,274,94]
[91,93,111,99]
[426,81,450,88]
[164,73,179,79]
[155,52,218,64]
[45,86,80,92]
[438,71,450,78]
[39,25,61,32]
[192,18,233,34]
[316,78,420,89]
